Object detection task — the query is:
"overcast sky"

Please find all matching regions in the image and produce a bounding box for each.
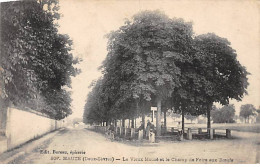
[57,0,260,118]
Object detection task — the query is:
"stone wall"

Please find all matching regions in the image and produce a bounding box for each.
[0,107,65,153]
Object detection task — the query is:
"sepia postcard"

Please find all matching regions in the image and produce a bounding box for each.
[0,0,259,164]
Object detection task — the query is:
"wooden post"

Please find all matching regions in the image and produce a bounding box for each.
[226,129,231,138]
[138,130,143,141]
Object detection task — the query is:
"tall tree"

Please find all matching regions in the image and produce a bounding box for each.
[102,10,195,136]
[211,104,236,123]
[239,104,256,123]
[0,0,79,119]
[185,114,197,123]
[194,33,249,128]
[83,10,249,135]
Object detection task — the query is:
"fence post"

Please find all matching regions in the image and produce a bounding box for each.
[138,130,143,141]
[226,129,231,138]
[149,131,155,143]
[187,128,192,140]
[124,128,129,137]
[115,127,118,135]
[162,126,166,135]
[119,127,123,137]
[209,128,214,139]
[130,128,135,139]
[178,130,183,141]
[198,128,202,134]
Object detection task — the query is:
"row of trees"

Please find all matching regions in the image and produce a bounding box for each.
[211,104,259,123]
[0,0,79,119]
[83,10,249,135]
[239,104,259,123]
[211,105,236,123]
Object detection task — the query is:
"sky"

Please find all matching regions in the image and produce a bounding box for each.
[57,0,260,118]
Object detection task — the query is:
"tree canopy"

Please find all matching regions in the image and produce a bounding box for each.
[0,0,80,119]
[211,104,236,123]
[239,104,256,123]
[83,10,249,134]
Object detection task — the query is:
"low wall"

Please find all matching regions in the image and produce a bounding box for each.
[1,107,65,153]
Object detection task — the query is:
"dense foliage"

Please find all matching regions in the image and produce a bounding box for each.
[239,104,256,123]
[211,105,235,123]
[83,10,249,133]
[0,0,80,119]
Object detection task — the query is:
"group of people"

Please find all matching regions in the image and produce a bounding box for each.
[137,120,155,139]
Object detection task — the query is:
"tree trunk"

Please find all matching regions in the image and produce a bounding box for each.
[136,100,139,129]
[131,118,134,128]
[114,120,117,127]
[142,111,145,137]
[156,97,162,136]
[128,119,130,127]
[134,117,136,128]
[122,119,125,127]
[182,110,185,132]
[207,104,212,129]
[152,110,154,122]
[164,109,167,128]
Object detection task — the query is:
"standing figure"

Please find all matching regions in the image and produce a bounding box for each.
[137,121,144,131]
[146,120,151,139]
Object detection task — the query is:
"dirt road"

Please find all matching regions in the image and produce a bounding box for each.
[2,126,260,164]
